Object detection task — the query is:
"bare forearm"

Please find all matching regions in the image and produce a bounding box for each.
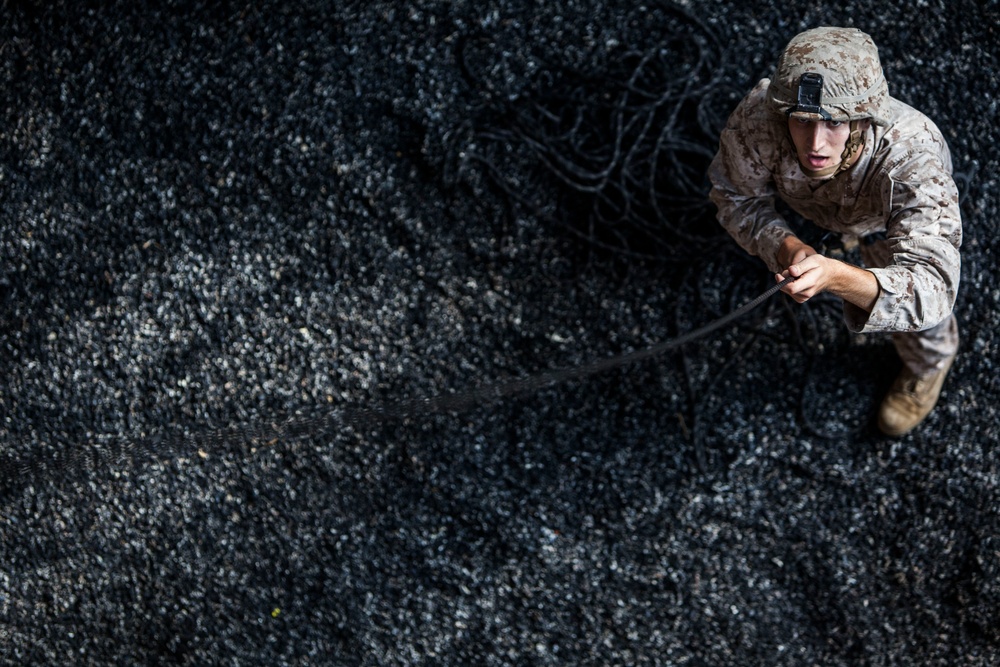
[827,259,880,313]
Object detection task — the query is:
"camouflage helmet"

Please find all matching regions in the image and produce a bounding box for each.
[768,27,891,127]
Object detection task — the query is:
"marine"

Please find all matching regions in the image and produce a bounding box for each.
[708,27,962,436]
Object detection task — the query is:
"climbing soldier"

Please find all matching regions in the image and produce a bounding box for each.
[708,27,962,436]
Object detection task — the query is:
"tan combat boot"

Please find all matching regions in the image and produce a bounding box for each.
[877,354,956,437]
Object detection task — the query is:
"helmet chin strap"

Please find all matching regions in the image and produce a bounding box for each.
[800,120,865,179]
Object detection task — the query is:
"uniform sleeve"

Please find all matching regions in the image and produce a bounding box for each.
[844,148,963,333]
[708,82,796,274]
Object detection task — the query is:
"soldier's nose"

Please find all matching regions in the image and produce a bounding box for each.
[807,125,824,151]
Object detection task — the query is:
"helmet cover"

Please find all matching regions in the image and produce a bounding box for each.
[768,27,891,126]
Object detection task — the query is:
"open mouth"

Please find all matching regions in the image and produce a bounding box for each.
[805,154,829,168]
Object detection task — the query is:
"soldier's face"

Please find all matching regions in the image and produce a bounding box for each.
[787,117,852,173]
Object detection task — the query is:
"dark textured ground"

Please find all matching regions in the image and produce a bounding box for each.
[2,1,999,665]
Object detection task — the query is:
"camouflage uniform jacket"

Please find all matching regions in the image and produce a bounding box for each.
[708,78,962,335]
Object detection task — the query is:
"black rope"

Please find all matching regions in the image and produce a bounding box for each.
[397,276,794,416]
[0,276,794,499]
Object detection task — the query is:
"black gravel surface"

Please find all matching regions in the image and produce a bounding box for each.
[2,1,998,664]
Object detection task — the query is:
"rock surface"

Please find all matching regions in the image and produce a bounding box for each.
[1,0,998,664]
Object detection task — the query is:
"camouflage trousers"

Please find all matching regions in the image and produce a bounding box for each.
[860,237,960,377]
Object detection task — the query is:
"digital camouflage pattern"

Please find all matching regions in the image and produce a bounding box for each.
[767,27,892,126]
[708,79,962,376]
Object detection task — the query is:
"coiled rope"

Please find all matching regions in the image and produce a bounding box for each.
[455,2,732,262]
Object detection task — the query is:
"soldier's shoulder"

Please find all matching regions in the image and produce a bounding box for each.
[727,79,786,136]
[883,97,946,138]
[735,78,775,119]
[872,97,953,175]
